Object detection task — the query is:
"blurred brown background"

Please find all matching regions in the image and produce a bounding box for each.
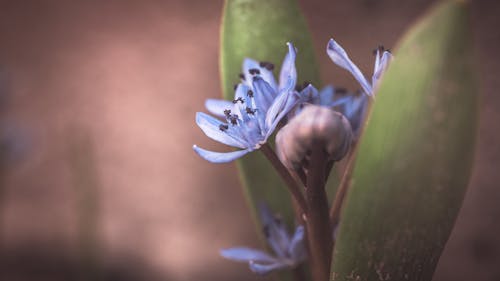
[0,0,498,280]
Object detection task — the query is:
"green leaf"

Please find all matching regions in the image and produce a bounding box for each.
[220,0,321,228]
[331,1,477,281]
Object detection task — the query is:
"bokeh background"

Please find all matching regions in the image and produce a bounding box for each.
[0,0,498,280]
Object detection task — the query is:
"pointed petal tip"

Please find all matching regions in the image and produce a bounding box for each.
[327,38,336,49]
[249,260,290,275]
[193,146,251,163]
[220,247,277,263]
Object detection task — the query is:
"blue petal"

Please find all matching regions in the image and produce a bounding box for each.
[299,84,320,104]
[371,51,393,91]
[192,145,251,163]
[249,260,292,275]
[265,92,300,139]
[220,247,277,263]
[373,48,381,75]
[196,112,247,148]
[205,99,233,118]
[253,77,277,110]
[287,225,307,261]
[343,95,369,135]
[242,58,278,92]
[264,90,288,130]
[327,39,373,96]
[234,83,249,101]
[331,95,353,107]
[319,85,334,106]
[279,42,297,92]
[258,204,291,258]
[232,84,251,120]
[343,95,364,119]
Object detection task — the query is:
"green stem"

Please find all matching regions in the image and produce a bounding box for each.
[305,143,333,281]
[260,144,307,215]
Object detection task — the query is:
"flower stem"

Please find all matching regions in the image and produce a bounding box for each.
[305,142,333,281]
[260,144,308,215]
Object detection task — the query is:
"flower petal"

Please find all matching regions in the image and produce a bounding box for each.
[243,58,278,92]
[319,85,334,106]
[264,90,288,130]
[252,76,277,111]
[265,92,300,139]
[196,112,247,148]
[220,247,277,263]
[299,84,320,104]
[192,145,251,163]
[371,51,393,91]
[327,38,373,96]
[287,225,307,261]
[249,260,292,275]
[232,84,251,120]
[259,204,291,258]
[330,95,353,107]
[279,42,297,92]
[205,99,233,118]
[373,48,381,76]
[342,95,369,135]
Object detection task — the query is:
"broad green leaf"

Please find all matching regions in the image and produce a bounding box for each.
[331,1,477,281]
[220,0,321,228]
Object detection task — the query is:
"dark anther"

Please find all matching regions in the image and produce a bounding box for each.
[233,84,238,91]
[229,114,239,125]
[263,225,270,238]
[302,81,311,88]
[247,90,254,97]
[245,107,257,115]
[249,68,261,75]
[335,87,348,94]
[259,61,275,71]
[219,124,229,132]
[223,109,232,117]
[372,45,385,55]
[238,73,245,80]
[232,97,245,104]
[386,48,391,53]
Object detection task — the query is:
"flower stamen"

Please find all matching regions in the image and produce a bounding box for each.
[229,114,239,125]
[246,107,257,115]
[233,97,245,104]
[248,68,261,75]
[259,61,275,71]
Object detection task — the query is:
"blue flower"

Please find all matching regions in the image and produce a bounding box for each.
[293,85,369,136]
[220,204,307,275]
[292,38,392,136]
[193,43,301,163]
[326,38,392,97]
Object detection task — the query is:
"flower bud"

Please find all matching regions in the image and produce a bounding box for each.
[276,105,353,172]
